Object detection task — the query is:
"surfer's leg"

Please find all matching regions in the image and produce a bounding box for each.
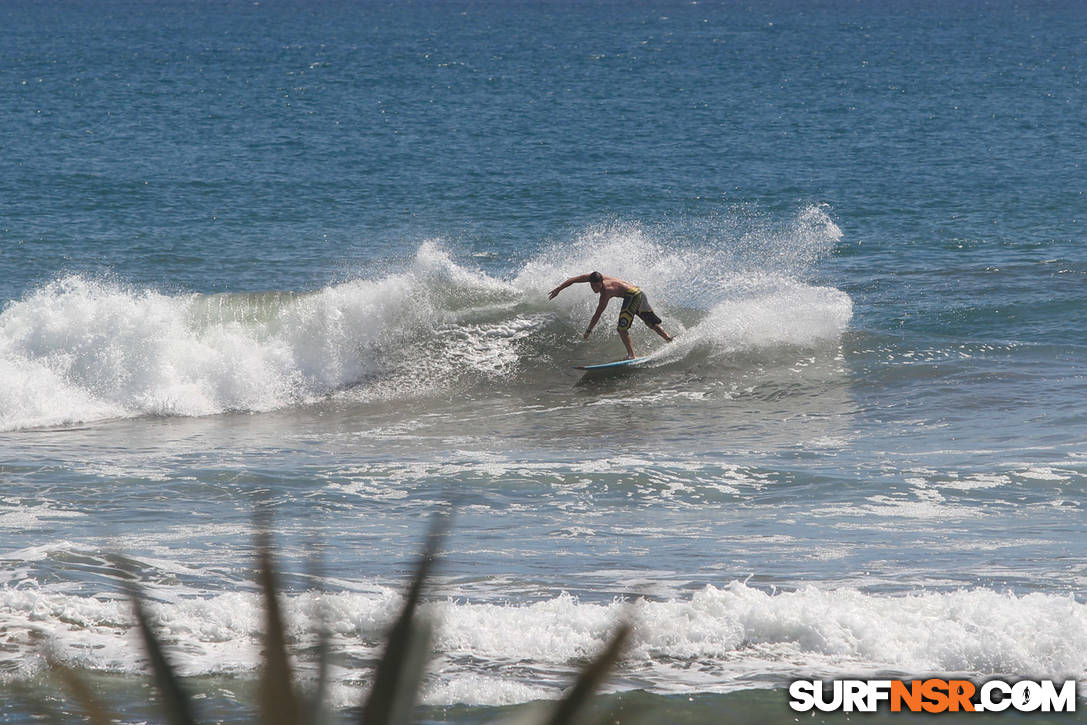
[618,328,636,359]
[639,308,673,343]
[617,302,638,358]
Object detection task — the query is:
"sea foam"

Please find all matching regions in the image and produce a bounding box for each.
[2,581,1082,704]
[0,247,503,430]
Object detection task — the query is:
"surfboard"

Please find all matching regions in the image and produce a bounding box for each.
[574,356,650,371]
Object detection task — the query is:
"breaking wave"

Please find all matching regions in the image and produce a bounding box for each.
[0,207,851,430]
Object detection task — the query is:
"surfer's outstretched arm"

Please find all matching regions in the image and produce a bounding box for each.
[548,274,592,299]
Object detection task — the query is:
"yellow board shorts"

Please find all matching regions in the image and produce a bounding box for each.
[617,287,663,330]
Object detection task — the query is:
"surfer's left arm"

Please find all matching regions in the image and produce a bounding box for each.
[583,295,609,339]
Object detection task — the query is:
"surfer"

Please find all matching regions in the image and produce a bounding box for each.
[548,271,674,359]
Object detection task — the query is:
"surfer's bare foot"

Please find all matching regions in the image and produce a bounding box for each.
[651,324,673,343]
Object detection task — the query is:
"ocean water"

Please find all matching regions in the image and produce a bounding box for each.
[1,0,1085,722]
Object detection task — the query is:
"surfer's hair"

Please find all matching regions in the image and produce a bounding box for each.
[588,271,603,284]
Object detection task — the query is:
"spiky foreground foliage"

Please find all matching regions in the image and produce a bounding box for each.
[42,514,637,725]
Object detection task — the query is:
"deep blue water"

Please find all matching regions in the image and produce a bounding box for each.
[1,1,1085,722]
